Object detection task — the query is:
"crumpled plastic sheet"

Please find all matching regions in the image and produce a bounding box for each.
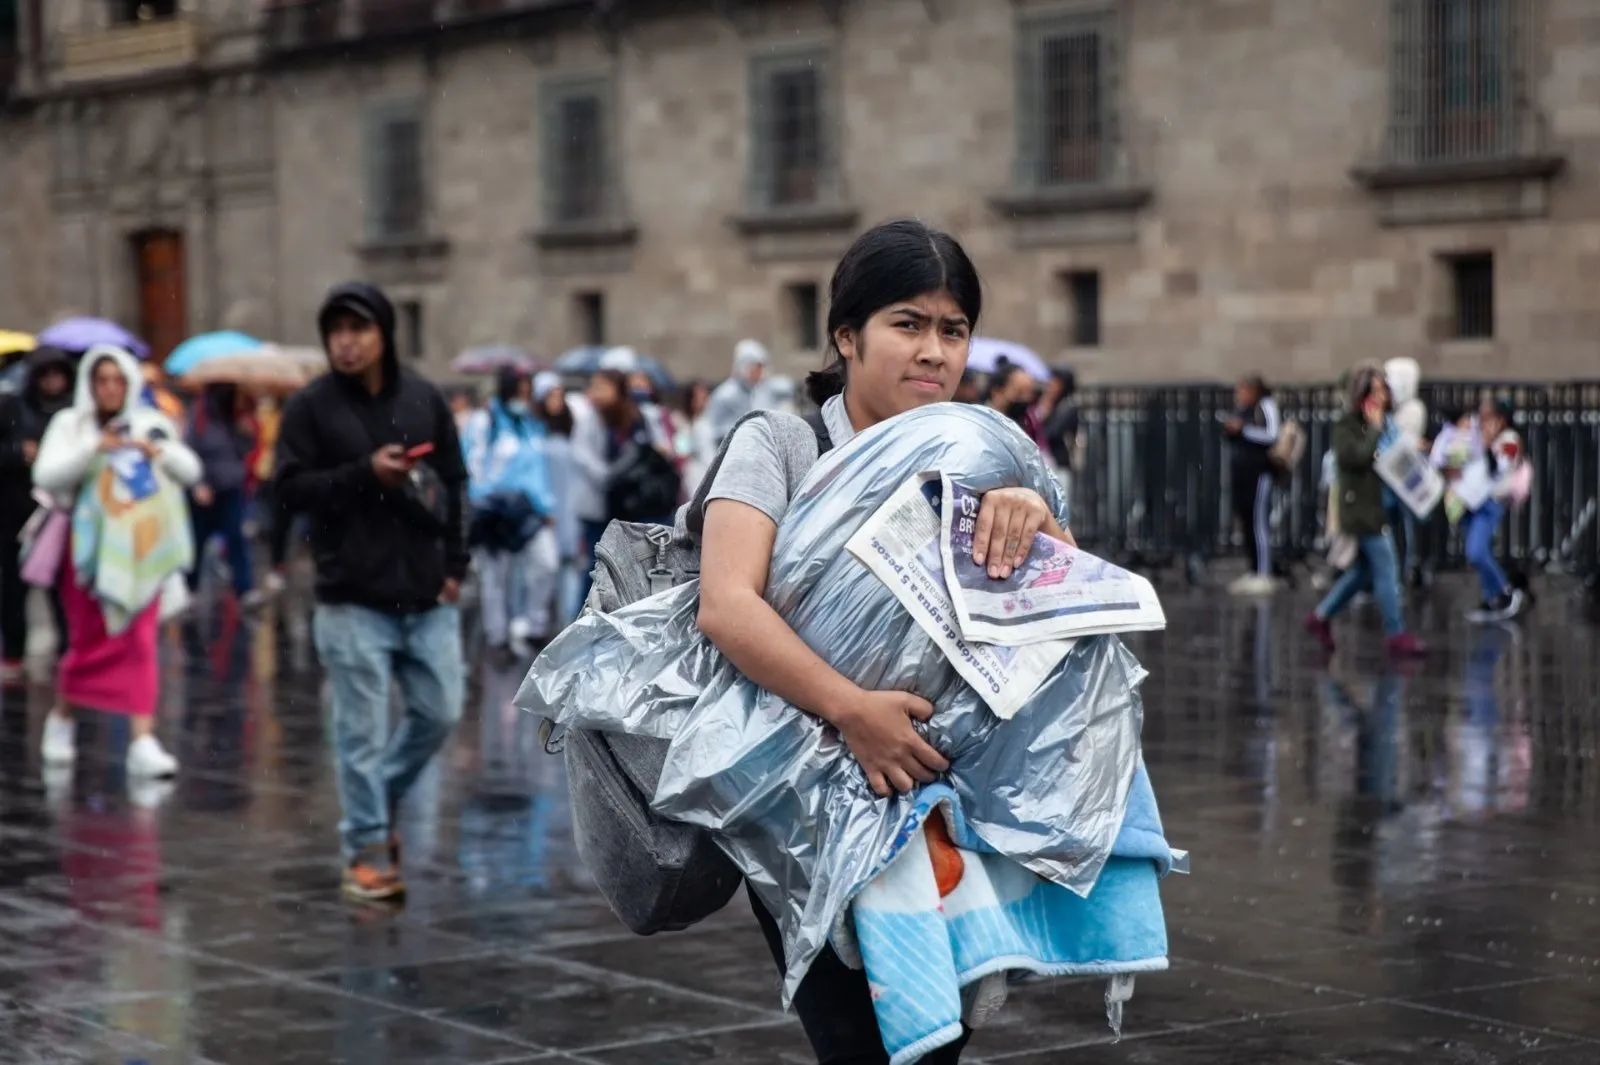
[519,404,1145,1005]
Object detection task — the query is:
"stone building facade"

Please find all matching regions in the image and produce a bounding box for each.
[0,0,1594,383]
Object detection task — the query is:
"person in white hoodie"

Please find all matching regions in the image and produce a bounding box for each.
[1383,357,1428,585]
[705,338,771,447]
[31,345,201,777]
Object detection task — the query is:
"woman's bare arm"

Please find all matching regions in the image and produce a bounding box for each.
[697,497,948,796]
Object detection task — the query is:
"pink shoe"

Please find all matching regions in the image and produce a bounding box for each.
[1304,612,1335,651]
[1387,633,1427,658]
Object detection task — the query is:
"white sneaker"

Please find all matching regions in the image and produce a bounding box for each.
[1228,574,1278,596]
[126,735,178,778]
[41,713,76,765]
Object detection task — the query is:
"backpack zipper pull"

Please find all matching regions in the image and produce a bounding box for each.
[647,525,674,596]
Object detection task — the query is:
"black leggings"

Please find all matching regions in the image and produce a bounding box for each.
[749,883,971,1064]
[0,538,67,663]
[1232,469,1274,576]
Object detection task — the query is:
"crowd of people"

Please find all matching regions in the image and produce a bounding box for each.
[0,212,1549,1063]
[1223,358,1534,658]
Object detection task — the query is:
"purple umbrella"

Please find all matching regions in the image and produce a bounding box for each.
[967,337,1051,382]
[38,317,150,360]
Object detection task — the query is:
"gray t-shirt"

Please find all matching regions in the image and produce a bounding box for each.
[700,395,855,526]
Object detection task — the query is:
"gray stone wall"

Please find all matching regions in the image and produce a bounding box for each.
[2,0,1597,385]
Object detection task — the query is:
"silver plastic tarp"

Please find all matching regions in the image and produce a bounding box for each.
[518,404,1145,1005]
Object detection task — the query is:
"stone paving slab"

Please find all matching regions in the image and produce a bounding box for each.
[0,584,1596,1062]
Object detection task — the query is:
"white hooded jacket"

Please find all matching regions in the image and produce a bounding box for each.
[1384,357,1427,442]
[32,344,202,509]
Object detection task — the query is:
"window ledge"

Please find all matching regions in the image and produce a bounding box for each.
[355,235,452,261]
[989,184,1153,217]
[729,204,860,236]
[1352,154,1566,190]
[530,220,639,250]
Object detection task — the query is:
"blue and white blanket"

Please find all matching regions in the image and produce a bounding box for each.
[844,763,1178,1065]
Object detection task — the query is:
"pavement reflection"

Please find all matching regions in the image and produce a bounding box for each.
[0,581,1594,1063]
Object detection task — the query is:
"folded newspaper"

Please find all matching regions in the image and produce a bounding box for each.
[846,473,1165,720]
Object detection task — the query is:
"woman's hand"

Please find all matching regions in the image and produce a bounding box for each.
[828,688,950,798]
[972,487,1061,579]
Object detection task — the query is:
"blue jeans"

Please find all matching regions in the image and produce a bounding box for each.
[1464,500,1510,602]
[189,487,254,596]
[313,603,464,862]
[1315,531,1406,637]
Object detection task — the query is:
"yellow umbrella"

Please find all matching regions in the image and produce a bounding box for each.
[0,330,35,360]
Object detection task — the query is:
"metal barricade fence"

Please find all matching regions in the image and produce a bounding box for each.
[1068,381,1600,580]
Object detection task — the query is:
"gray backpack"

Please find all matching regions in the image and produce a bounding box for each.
[547,410,832,935]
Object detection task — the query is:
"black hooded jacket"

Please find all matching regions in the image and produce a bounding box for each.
[0,346,75,536]
[274,282,469,613]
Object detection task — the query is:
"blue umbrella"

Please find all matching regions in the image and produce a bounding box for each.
[164,331,264,376]
[38,317,149,360]
[554,345,675,389]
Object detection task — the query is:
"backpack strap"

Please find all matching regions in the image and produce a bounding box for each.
[684,408,834,539]
[803,410,834,455]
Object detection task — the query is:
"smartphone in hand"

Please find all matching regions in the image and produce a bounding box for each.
[405,442,435,461]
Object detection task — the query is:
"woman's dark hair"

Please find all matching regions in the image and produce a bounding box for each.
[1238,373,1271,399]
[496,365,529,406]
[679,379,709,421]
[592,369,639,432]
[537,390,573,437]
[805,219,982,406]
[984,358,1031,403]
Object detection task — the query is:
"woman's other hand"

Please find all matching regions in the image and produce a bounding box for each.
[828,688,949,798]
[972,487,1060,579]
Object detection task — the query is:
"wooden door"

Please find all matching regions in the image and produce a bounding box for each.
[134,230,186,364]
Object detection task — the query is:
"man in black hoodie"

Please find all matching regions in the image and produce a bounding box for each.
[0,346,74,681]
[276,282,468,901]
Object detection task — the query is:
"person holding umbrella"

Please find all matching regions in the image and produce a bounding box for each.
[0,346,75,681]
[184,383,260,608]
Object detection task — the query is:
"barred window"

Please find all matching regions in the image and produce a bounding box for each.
[1016,10,1118,189]
[1448,253,1494,339]
[1388,0,1526,164]
[750,52,831,210]
[543,81,611,225]
[365,103,426,240]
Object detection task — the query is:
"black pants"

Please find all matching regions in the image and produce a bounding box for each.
[749,883,971,1064]
[0,536,67,663]
[1231,468,1274,577]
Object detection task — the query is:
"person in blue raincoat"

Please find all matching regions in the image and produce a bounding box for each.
[461,367,560,659]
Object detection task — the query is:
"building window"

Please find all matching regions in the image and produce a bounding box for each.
[1017,10,1117,188]
[787,282,821,351]
[365,102,426,241]
[750,52,832,210]
[1388,0,1525,164]
[1064,270,1102,347]
[397,299,424,360]
[542,79,614,225]
[115,0,179,24]
[1447,252,1494,339]
[575,291,605,347]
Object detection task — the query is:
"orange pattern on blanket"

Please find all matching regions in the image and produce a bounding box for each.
[925,816,965,898]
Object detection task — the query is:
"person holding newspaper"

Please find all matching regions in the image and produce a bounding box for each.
[693,220,1072,1065]
[1304,363,1426,658]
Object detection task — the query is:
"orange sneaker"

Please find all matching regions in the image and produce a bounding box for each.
[342,852,405,902]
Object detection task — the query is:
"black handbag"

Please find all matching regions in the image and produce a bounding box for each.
[606,440,683,522]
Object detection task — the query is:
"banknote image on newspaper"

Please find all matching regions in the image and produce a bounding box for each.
[845,474,1078,719]
[938,477,1166,646]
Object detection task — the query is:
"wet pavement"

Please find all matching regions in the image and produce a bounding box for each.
[0,579,1597,1064]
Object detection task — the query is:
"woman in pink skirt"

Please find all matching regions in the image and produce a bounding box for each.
[31,345,200,777]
